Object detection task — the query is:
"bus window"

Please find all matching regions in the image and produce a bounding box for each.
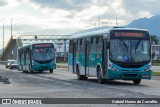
[96,36,102,52]
[80,39,82,45]
[99,36,103,43]
[93,37,96,44]
[91,37,97,52]
[82,39,85,45]
[69,39,72,45]
[91,37,93,44]
[77,40,78,45]
[96,36,99,44]
[69,40,73,53]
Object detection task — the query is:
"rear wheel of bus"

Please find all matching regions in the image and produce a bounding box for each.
[97,67,105,84]
[133,79,141,84]
[76,65,87,80]
[49,69,53,73]
[29,64,33,73]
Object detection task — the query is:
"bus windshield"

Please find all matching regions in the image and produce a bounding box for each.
[110,39,150,63]
[33,47,55,62]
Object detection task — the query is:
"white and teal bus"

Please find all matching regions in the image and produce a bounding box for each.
[68,27,152,84]
[18,43,56,73]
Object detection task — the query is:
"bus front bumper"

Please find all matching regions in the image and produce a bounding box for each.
[107,69,152,80]
[32,62,56,71]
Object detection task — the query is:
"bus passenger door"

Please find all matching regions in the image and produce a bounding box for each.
[85,41,90,75]
[73,42,76,73]
[103,40,108,78]
[23,50,26,71]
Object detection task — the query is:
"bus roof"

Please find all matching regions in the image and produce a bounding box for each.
[70,26,148,39]
[18,43,54,50]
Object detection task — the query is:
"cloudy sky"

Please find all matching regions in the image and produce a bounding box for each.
[0,0,160,48]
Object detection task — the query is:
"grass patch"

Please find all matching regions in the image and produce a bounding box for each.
[152,71,160,76]
[57,62,67,64]
[56,65,68,69]
[152,63,160,66]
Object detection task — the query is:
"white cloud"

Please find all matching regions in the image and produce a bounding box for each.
[0,0,160,48]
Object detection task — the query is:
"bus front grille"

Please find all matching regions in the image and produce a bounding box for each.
[122,70,140,72]
[41,66,49,69]
[123,74,138,78]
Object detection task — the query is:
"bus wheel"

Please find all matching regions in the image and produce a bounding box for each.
[83,76,88,80]
[76,66,83,80]
[133,79,141,84]
[23,70,28,73]
[49,69,53,73]
[97,67,104,84]
[29,65,32,73]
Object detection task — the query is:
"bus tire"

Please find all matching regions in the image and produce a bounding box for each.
[30,70,33,73]
[23,70,26,73]
[76,65,83,80]
[83,76,88,80]
[49,69,53,73]
[97,67,104,84]
[133,79,141,84]
[29,64,33,73]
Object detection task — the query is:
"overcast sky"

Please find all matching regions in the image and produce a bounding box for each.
[0,0,160,48]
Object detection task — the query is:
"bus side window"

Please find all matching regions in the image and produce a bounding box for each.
[91,37,96,52]
[96,36,99,44]
[69,40,73,53]
[76,40,78,46]
[80,39,82,45]
[77,39,80,53]
[91,37,93,44]
[80,39,85,52]
[69,40,72,46]
[93,37,96,44]
[97,36,102,52]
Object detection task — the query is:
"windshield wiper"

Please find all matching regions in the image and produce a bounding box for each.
[120,39,128,52]
[135,39,141,53]
[46,48,49,53]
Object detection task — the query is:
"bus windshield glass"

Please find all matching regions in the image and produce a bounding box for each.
[32,44,55,62]
[110,30,151,63]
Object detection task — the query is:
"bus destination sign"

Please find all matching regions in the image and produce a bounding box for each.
[114,32,144,38]
[33,44,52,48]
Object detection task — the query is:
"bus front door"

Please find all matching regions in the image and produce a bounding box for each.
[103,40,108,78]
[85,42,90,75]
[73,43,76,73]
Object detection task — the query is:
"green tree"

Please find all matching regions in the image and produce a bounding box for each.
[150,35,159,44]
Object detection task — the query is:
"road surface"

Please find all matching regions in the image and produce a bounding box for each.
[0,65,160,107]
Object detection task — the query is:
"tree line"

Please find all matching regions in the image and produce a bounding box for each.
[150,35,159,45]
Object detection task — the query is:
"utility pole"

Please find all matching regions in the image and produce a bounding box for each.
[11,18,12,38]
[98,0,100,27]
[3,23,4,54]
[115,17,118,26]
[94,23,97,31]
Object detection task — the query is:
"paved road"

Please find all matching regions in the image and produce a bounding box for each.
[0,65,160,107]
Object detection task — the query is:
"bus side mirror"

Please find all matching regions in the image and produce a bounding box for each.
[106,42,110,49]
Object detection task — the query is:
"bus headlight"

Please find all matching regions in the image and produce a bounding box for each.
[109,64,119,72]
[143,65,151,72]
[32,62,35,65]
